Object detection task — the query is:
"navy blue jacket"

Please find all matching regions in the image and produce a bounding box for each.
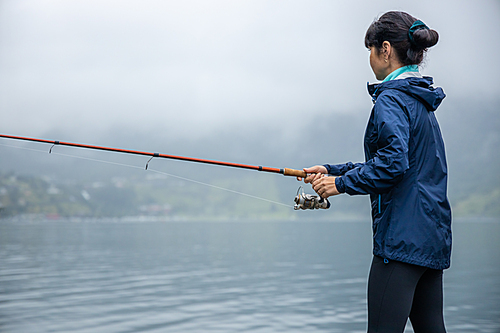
[327,76,451,270]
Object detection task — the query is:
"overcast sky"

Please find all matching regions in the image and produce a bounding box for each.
[1,0,499,141]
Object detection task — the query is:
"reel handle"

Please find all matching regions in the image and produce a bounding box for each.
[283,168,307,178]
[293,186,331,210]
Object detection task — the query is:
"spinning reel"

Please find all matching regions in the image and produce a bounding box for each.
[293,186,330,210]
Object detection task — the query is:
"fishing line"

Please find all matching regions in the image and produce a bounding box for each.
[0,142,292,208]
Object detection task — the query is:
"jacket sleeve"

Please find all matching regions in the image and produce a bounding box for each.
[338,93,410,195]
[323,162,364,176]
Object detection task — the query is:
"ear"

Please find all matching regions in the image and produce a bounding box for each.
[381,41,392,61]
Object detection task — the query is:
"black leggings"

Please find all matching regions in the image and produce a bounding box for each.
[367,256,446,333]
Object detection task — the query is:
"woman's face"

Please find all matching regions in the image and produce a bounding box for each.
[369,42,403,81]
[369,46,388,81]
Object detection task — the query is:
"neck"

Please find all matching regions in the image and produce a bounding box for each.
[382,65,419,82]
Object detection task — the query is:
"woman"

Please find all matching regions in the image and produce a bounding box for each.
[300,11,451,333]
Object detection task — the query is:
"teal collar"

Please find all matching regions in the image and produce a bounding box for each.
[382,65,419,82]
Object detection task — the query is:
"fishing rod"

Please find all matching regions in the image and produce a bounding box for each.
[0,133,329,210]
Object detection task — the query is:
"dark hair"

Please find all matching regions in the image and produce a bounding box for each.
[364,11,439,66]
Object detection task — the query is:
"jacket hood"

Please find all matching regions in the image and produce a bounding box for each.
[368,76,446,111]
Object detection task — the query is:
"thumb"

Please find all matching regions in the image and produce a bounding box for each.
[303,165,326,174]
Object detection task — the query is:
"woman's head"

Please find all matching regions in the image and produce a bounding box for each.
[365,11,439,67]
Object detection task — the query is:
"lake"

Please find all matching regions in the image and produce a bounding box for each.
[0,218,499,332]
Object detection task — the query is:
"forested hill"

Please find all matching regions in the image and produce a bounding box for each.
[0,97,498,219]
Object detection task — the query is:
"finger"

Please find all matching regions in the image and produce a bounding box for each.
[317,186,329,198]
[313,173,323,182]
[304,173,318,184]
[312,179,324,193]
[311,174,325,186]
[303,166,318,174]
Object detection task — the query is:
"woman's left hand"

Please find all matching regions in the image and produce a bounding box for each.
[311,175,340,198]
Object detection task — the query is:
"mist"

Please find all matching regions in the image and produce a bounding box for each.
[1,0,499,138]
[1,0,500,218]
[1,3,500,331]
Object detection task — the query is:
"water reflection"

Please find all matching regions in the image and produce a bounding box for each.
[0,219,498,332]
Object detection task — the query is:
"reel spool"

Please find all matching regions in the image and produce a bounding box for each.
[293,186,330,210]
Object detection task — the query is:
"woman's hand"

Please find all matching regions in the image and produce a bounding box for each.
[297,165,340,198]
[311,175,340,198]
[296,165,328,183]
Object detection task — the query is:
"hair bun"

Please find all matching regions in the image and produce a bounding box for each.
[365,11,439,65]
[411,28,439,49]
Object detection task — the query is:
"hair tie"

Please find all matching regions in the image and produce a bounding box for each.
[408,20,429,45]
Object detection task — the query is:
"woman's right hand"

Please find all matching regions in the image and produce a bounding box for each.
[297,165,328,183]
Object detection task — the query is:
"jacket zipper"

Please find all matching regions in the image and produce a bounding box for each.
[378,194,381,214]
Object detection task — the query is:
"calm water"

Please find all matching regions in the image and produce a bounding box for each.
[0,218,499,333]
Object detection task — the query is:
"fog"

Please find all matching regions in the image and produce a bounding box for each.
[1,0,499,218]
[1,0,499,139]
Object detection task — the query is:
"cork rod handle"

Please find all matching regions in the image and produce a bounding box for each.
[283,168,307,178]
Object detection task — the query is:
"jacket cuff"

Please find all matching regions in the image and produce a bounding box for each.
[335,176,346,193]
[323,164,331,174]
[324,163,350,176]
